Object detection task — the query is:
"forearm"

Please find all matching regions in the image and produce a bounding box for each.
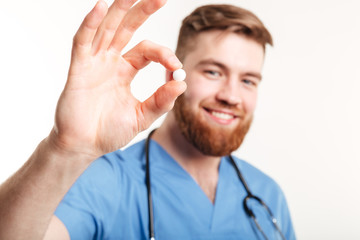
[0,0,184,238]
[0,134,95,240]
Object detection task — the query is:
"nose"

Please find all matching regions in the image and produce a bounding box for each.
[215,79,242,106]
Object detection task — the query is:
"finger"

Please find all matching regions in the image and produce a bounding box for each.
[109,0,166,53]
[123,40,182,80]
[138,80,187,131]
[91,0,138,54]
[73,1,108,57]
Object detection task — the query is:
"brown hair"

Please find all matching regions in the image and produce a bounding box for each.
[175,4,273,61]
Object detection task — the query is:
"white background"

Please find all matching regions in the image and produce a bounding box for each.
[0,0,359,239]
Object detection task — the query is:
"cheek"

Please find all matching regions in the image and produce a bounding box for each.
[243,92,258,114]
[183,75,217,101]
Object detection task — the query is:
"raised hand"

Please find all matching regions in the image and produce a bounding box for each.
[0,2,187,239]
[51,0,186,158]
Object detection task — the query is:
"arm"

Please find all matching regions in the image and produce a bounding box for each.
[0,0,186,239]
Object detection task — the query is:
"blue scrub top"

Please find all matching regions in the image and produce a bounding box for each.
[55,139,296,240]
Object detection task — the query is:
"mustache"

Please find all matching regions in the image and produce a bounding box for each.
[202,101,245,117]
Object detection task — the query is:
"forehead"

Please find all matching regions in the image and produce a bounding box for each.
[183,30,265,72]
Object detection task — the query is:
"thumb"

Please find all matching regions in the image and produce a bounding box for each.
[139,80,187,130]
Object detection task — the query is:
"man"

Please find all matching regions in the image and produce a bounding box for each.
[0,0,295,239]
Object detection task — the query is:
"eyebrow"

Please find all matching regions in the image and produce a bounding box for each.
[196,59,263,81]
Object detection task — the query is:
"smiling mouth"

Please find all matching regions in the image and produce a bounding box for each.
[211,111,234,120]
[203,107,237,120]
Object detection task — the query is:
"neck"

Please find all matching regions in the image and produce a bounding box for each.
[152,112,221,203]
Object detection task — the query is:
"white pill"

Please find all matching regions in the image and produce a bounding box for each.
[172,69,186,81]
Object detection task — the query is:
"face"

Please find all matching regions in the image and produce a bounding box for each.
[173,31,265,156]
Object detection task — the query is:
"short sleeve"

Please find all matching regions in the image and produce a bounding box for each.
[55,153,123,240]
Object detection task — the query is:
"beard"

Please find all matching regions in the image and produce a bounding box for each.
[173,95,253,157]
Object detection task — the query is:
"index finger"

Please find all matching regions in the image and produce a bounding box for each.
[108,0,166,53]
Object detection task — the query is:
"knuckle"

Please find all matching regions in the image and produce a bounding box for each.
[151,0,167,11]
[72,35,84,48]
[72,35,81,47]
[139,39,153,47]
[115,0,136,11]
[159,47,174,60]
[142,0,167,15]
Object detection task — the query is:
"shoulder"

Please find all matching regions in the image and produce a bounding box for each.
[230,156,284,198]
[232,157,277,184]
[55,140,147,216]
[99,139,147,180]
[55,140,148,239]
[69,140,147,191]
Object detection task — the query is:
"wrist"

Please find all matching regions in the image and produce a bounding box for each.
[45,128,101,164]
[31,129,101,181]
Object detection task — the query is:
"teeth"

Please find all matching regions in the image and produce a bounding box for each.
[211,111,233,120]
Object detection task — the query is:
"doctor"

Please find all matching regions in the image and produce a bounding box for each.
[0,0,295,239]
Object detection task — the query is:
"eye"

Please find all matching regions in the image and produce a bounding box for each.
[204,70,221,78]
[242,79,253,85]
[242,79,259,87]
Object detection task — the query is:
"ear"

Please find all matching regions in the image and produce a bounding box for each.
[165,70,173,83]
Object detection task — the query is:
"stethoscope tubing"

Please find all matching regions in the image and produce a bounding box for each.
[145,129,286,240]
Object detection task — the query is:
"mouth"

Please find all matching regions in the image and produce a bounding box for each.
[209,110,235,120]
[203,107,239,124]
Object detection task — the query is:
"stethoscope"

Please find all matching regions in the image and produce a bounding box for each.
[145,129,286,240]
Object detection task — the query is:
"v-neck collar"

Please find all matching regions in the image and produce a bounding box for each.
[149,139,231,229]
